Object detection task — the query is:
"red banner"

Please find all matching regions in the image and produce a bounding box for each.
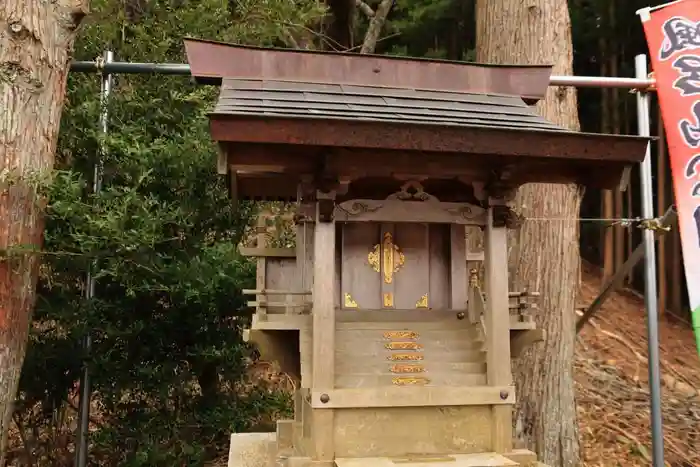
[639,0,700,349]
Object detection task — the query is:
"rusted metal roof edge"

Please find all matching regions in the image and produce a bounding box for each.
[184,37,551,69]
[208,113,651,163]
[183,38,553,101]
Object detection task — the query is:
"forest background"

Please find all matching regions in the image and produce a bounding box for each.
[5,0,692,465]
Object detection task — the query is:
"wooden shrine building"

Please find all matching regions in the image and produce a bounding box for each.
[184,39,649,467]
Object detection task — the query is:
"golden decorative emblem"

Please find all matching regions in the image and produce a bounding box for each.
[390,364,425,374]
[344,293,358,308]
[383,292,394,308]
[383,331,418,340]
[387,353,424,361]
[415,294,428,309]
[392,376,430,386]
[469,269,479,288]
[368,232,405,284]
[384,342,423,351]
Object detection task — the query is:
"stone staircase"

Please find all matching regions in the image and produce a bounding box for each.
[334,316,486,388]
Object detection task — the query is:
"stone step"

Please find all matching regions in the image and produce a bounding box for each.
[334,452,519,467]
[336,349,485,364]
[335,372,487,388]
[335,339,484,355]
[336,320,477,331]
[336,328,480,341]
[336,358,486,375]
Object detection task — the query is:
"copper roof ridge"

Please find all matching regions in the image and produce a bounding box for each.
[184,36,551,69]
[184,38,554,102]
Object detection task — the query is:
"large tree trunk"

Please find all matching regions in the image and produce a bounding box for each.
[0,0,88,460]
[475,2,582,466]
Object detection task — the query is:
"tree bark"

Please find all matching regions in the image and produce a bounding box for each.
[475,2,581,466]
[0,0,88,460]
[359,0,393,54]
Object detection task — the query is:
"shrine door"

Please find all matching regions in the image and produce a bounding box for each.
[339,223,452,310]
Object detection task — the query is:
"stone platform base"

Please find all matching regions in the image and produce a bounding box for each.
[227,431,545,467]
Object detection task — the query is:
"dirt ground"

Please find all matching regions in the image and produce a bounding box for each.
[576,263,700,467]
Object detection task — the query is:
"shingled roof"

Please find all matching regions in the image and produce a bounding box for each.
[184,38,650,200]
[212,79,566,133]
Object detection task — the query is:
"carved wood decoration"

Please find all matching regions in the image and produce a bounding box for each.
[334,199,486,225]
[334,180,486,225]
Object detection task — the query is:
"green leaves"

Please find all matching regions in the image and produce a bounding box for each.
[14,0,323,464]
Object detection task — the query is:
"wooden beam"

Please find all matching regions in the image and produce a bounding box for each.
[240,247,297,258]
[251,314,310,331]
[310,203,336,463]
[576,205,677,334]
[484,205,513,453]
[334,199,487,226]
[310,386,516,409]
[602,190,614,280]
[450,225,469,309]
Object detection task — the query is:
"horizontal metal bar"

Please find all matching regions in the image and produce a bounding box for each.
[70,61,191,75]
[549,75,654,89]
[68,61,656,90]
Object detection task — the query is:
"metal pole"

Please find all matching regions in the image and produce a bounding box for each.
[549,75,654,89]
[74,50,113,467]
[635,54,665,467]
[67,60,656,90]
[70,60,191,75]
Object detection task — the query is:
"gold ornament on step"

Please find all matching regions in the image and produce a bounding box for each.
[390,364,425,374]
[392,376,430,386]
[383,331,418,340]
[387,353,424,361]
[385,342,423,351]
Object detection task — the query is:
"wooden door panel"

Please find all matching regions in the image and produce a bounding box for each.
[339,222,452,310]
[393,223,430,309]
[341,223,381,309]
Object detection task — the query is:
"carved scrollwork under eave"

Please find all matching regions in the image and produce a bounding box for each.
[334,199,487,225]
[337,201,383,217]
[386,180,439,202]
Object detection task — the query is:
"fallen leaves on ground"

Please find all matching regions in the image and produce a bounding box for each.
[577,264,700,467]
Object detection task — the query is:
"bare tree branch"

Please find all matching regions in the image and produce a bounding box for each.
[360,0,394,54]
[355,0,375,18]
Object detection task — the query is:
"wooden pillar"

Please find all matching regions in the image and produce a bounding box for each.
[484,205,513,452]
[256,213,268,321]
[450,224,469,310]
[311,200,336,464]
[297,216,315,388]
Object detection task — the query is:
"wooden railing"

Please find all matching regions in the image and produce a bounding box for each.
[243,289,312,320]
[466,269,539,331]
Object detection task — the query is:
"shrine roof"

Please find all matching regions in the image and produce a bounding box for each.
[184,38,651,201]
[211,79,566,133]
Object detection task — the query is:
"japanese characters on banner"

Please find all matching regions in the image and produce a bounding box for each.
[638,0,700,353]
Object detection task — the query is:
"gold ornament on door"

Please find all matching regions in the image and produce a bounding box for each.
[368,232,405,284]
